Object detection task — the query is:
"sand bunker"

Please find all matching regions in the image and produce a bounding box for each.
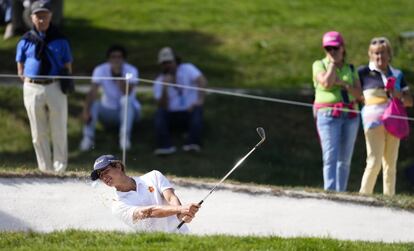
[1,177,413,243]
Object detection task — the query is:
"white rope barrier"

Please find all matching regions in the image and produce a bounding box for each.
[0,73,413,122]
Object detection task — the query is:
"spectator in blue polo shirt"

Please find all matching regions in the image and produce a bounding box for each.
[153,47,208,155]
[15,1,72,173]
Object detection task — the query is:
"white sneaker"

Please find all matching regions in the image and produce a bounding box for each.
[54,161,67,174]
[3,23,13,40]
[79,137,94,152]
[119,137,131,151]
[154,146,177,155]
[182,144,201,152]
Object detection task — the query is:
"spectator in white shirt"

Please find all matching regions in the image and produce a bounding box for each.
[153,47,208,155]
[79,45,141,151]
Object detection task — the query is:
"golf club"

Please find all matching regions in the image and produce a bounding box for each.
[177,127,266,229]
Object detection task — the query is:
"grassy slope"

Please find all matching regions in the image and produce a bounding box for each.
[0,0,413,88]
[0,1,414,193]
[1,231,413,251]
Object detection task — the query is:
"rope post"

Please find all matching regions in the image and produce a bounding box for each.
[122,73,133,165]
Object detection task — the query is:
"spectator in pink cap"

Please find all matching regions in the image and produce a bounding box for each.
[312,31,362,192]
[322,31,344,48]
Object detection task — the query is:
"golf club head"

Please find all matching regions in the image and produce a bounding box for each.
[256,127,266,145]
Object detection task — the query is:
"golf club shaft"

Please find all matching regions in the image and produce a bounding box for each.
[177,138,264,229]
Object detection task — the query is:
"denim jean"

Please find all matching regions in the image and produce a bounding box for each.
[316,110,360,192]
[154,106,203,148]
[82,98,139,141]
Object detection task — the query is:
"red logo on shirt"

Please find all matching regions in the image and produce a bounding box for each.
[148,186,154,193]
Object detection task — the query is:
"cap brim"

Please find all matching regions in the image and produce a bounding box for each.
[323,42,341,47]
[32,8,51,14]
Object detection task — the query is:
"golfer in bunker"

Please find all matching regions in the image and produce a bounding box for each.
[91,154,200,233]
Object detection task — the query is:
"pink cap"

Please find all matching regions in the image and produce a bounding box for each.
[322,31,344,47]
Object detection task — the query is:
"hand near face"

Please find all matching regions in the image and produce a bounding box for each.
[327,50,342,64]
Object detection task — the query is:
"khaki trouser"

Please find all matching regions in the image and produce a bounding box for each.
[359,125,400,196]
[23,81,68,173]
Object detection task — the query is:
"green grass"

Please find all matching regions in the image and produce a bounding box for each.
[1,0,414,88]
[1,231,413,251]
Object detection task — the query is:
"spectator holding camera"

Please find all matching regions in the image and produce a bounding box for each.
[79,45,141,152]
[153,47,207,155]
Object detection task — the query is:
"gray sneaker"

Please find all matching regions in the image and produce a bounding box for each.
[154,146,177,155]
[79,137,94,152]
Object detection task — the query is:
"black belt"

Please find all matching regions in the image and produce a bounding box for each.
[27,78,54,85]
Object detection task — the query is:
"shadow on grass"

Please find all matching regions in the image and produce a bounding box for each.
[65,17,235,84]
[0,17,237,87]
[0,48,17,73]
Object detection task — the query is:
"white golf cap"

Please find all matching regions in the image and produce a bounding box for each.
[158,47,175,64]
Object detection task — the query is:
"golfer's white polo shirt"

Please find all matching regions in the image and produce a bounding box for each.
[112,170,189,233]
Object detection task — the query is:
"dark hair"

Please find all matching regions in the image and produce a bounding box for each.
[174,53,182,65]
[106,44,127,59]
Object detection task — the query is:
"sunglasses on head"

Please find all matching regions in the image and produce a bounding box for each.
[370,38,386,45]
[324,46,339,52]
